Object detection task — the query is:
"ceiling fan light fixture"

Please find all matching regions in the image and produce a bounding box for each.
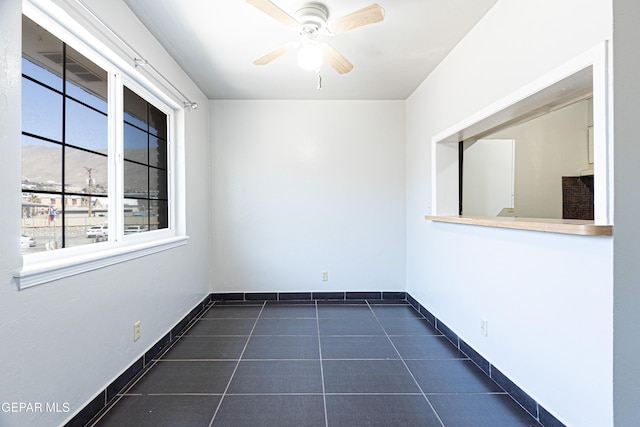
[248,0,385,75]
[297,41,323,70]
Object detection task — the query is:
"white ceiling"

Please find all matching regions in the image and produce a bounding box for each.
[122,0,498,100]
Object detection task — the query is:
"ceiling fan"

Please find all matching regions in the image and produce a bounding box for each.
[247,0,385,74]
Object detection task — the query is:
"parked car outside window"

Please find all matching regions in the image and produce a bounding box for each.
[21,234,36,248]
[86,225,108,238]
[124,225,147,234]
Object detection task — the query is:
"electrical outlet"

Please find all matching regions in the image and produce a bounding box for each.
[480,318,488,337]
[133,320,141,341]
[321,271,328,281]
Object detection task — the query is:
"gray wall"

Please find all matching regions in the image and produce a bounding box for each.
[613,0,640,425]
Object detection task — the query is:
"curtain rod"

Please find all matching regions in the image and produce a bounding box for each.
[74,0,198,110]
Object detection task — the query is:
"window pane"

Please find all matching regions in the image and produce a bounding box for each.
[65,45,108,114]
[123,86,170,232]
[123,86,147,129]
[148,104,167,139]
[149,199,168,230]
[22,58,63,92]
[66,98,108,152]
[124,160,148,198]
[22,136,62,192]
[149,169,168,199]
[20,192,110,252]
[20,193,62,254]
[22,16,63,91]
[149,136,167,170]
[64,147,108,196]
[124,198,149,227]
[64,196,108,247]
[123,198,149,235]
[124,123,148,163]
[22,78,62,141]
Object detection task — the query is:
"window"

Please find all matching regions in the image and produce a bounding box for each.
[22,15,109,253]
[123,87,169,233]
[18,9,186,289]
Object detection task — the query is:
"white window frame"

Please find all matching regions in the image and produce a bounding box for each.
[16,0,188,290]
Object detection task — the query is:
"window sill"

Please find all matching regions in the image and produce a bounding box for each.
[15,235,189,290]
[425,215,612,236]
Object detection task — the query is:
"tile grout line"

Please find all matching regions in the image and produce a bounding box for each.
[206,301,266,427]
[366,300,447,427]
[315,300,329,427]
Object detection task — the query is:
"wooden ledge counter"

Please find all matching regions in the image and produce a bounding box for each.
[425,215,613,236]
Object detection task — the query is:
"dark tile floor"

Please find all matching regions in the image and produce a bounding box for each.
[92,301,541,426]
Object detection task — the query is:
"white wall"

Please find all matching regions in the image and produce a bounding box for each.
[0,1,211,426]
[406,1,613,426]
[210,100,405,294]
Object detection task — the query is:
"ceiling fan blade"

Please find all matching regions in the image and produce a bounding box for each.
[252,42,298,66]
[328,3,385,34]
[322,45,353,74]
[246,0,300,29]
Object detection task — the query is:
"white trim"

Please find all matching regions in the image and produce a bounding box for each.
[15,236,189,290]
[111,71,124,240]
[593,41,614,224]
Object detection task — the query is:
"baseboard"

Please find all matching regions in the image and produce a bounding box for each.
[210,291,408,302]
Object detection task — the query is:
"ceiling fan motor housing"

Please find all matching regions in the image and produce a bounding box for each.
[295,2,328,33]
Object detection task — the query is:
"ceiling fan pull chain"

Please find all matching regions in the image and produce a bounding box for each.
[317,70,322,90]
